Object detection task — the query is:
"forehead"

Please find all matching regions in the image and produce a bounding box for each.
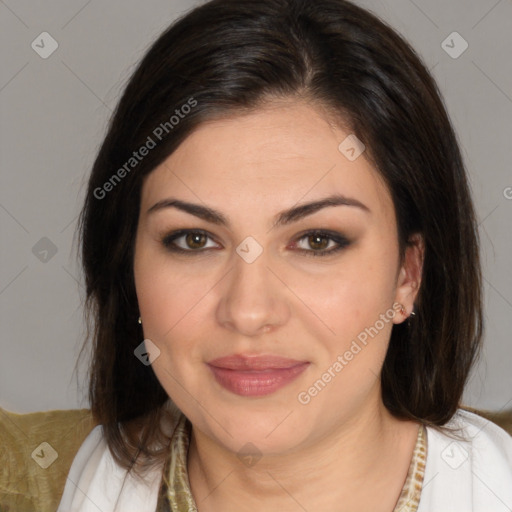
[140,101,395,224]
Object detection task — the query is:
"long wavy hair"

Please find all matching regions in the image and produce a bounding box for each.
[76,0,483,477]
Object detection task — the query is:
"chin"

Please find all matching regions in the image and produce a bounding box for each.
[189,399,314,456]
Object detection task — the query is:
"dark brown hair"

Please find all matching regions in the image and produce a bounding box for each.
[76,0,483,476]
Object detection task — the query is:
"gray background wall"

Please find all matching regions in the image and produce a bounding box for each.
[0,0,510,414]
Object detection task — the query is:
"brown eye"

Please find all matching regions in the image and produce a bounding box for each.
[293,230,351,257]
[162,230,219,252]
[307,234,330,251]
[185,232,207,249]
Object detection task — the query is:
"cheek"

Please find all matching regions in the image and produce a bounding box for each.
[134,251,200,381]
[284,244,399,395]
[135,257,213,407]
[137,273,201,336]
[290,247,397,334]
[134,241,210,337]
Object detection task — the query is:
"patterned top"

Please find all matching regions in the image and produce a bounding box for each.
[155,415,427,512]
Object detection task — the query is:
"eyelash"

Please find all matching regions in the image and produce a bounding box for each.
[160,229,351,258]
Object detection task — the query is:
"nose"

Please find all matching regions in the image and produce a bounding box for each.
[216,248,290,337]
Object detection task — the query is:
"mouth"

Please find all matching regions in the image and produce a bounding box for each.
[206,354,310,397]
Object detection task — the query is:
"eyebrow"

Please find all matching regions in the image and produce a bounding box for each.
[146,193,370,229]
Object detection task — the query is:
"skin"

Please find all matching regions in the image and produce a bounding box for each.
[133,99,424,511]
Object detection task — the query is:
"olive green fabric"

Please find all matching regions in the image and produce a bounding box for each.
[0,406,510,512]
[0,407,97,512]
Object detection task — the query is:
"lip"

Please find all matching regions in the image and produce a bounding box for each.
[207,354,310,397]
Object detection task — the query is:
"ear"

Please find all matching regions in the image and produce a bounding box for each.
[393,233,424,325]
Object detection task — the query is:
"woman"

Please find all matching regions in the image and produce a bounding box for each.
[58,0,512,510]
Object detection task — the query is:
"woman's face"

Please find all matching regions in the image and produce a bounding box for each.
[134,100,422,456]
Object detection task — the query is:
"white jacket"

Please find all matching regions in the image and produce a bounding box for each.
[57,409,512,512]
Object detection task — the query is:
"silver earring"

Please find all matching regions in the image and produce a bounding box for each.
[138,316,142,324]
[407,305,417,327]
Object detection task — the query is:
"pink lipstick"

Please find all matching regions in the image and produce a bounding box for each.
[207,354,309,397]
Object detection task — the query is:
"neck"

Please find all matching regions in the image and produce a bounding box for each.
[187,395,420,512]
